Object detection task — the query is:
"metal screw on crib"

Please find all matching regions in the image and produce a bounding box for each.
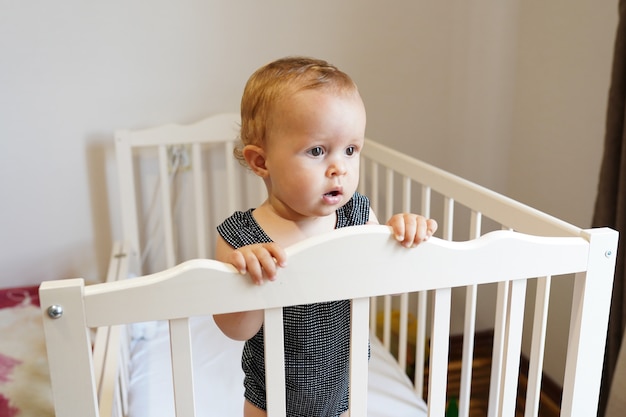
[47,304,64,319]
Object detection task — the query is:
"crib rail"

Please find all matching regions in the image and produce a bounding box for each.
[40,225,616,417]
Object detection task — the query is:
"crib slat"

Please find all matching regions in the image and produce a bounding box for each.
[225,141,236,214]
[169,318,196,417]
[349,298,370,416]
[524,276,551,417]
[382,295,392,350]
[192,143,207,259]
[370,296,378,335]
[115,134,141,273]
[370,161,379,215]
[264,307,287,417]
[414,291,428,395]
[499,279,527,417]
[488,280,509,417]
[158,145,176,268]
[397,176,411,371]
[398,292,409,371]
[385,168,393,221]
[459,211,482,417]
[443,197,454,241]
[428,288,451,417]
[414,184,431,395]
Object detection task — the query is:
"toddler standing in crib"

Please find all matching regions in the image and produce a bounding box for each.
[213,56,438,417]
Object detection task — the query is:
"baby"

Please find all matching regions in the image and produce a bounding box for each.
[214,56,437,417]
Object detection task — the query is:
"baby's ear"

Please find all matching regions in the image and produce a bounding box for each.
[242,145,268,178]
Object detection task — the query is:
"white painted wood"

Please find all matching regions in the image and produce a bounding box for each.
[225,140,236,214]
[385,167,393,221]
[349,298,370,416]
[488,280,509,417]
[169,318,196,417]
[398,292,409,371]
[428,288,451,417]
[264,308,287,417]
[40,279,99,417]
[383,294,392,350]
[443,197,454,241]
[561,228,618,417]
[191,142,207,259]
[414,290,428,395]
[415,183,430,395]
[158,144,176,268]
[114,133,141,274]
[369,161,379,215]
[498,279,527,417]
[459,211,481,417]
[524,276,551,417]
[369,296,377,335]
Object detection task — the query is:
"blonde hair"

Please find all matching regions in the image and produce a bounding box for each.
[236,56,359,165]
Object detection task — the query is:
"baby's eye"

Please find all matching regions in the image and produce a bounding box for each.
[308,146,324,157]
[345,146,357,156]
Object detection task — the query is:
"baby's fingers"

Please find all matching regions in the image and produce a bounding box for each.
[234,243,287,285]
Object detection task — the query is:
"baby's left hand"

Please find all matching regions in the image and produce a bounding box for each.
[386,213,438,248]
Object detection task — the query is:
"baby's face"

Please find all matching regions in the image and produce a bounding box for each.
[262,89,366,220]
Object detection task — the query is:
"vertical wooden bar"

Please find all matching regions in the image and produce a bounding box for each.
[561,228,617,417]
[498,279,527,417]
[524,276,551,417]
[349,298,370,416]
[158,145,176,268]
[40,279,99,417]
[443,197,454,241]
[488,281,510,417]
[459,210,481,417]
[398,176,411,371]
[370,162,379,215]
[383,295,392,350]
[169,318,196,417]
[224,141,236,214]
[414,184,431,394]
[428,288,452,417]
[192,143,207,259]
[385,168,393,221]
[264,308,287,417]
[115,133,141,274]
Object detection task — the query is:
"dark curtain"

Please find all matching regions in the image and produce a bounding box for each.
[593,2,626,416]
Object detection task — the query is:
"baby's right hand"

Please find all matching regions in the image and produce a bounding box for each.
[227,243,287,285]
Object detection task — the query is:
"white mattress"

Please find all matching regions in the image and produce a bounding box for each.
[128,316,427,417]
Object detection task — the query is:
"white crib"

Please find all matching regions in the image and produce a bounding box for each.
[39,113,618,417]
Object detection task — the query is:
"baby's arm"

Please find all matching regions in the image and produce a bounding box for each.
[213,235,287,341]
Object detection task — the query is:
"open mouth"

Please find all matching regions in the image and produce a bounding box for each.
[325,190,341,197]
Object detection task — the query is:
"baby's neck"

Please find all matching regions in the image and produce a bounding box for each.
[252,203,337,247]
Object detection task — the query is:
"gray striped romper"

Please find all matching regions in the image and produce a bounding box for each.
[217,192,370,417]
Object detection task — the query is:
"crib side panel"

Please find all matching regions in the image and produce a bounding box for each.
[40,279,100,417]
[114,113,264,277]
[359,139,617,417]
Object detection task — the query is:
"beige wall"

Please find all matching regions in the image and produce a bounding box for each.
[0,0,618,385]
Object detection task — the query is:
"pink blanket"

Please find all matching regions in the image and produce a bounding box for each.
[0,286,53,417]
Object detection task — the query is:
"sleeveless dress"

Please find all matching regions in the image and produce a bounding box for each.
[217,192,370,417]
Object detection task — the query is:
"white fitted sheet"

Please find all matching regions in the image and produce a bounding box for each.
[127,316,426,417]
